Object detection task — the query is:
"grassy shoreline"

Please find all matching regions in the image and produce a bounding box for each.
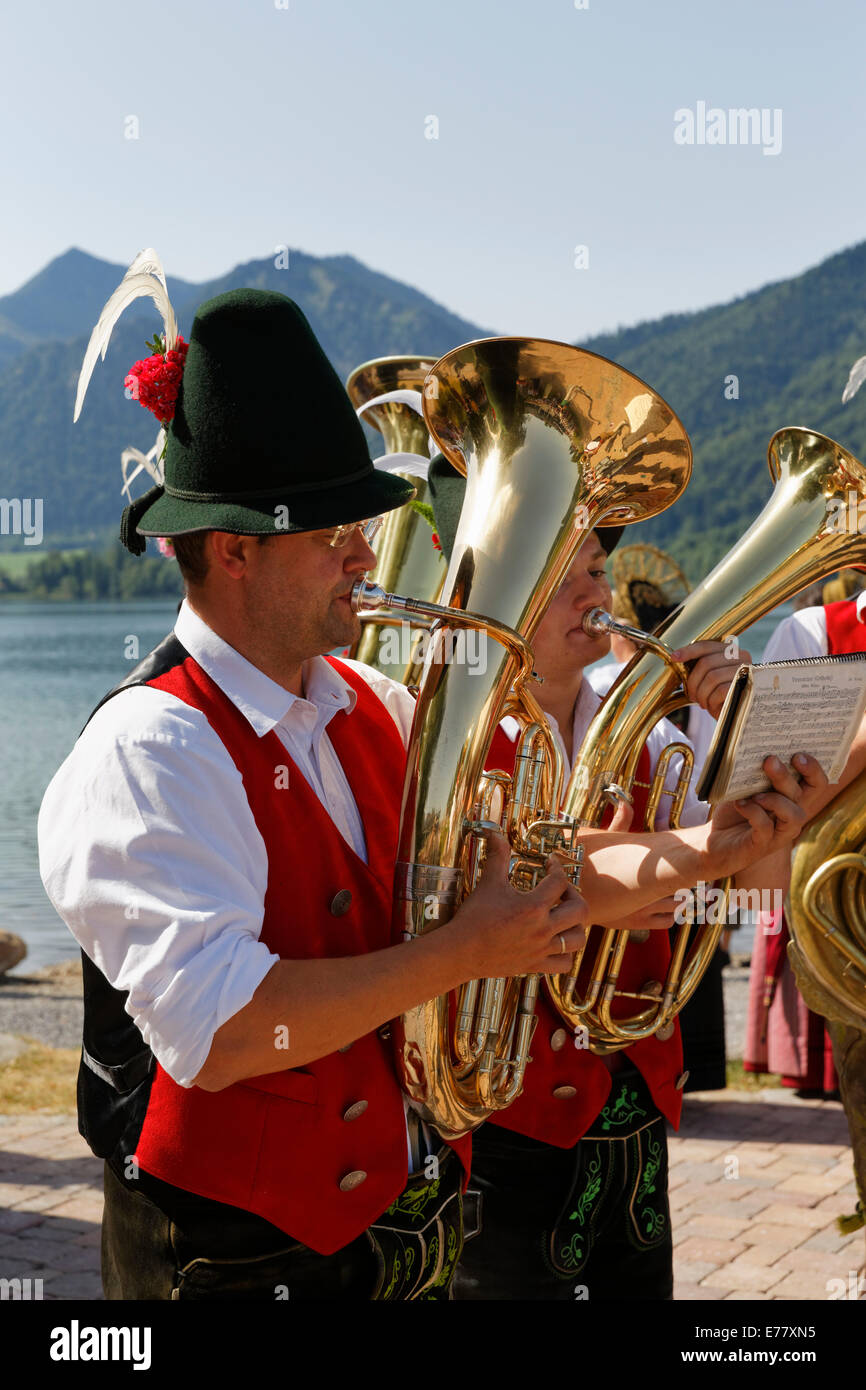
[0,544,182,601]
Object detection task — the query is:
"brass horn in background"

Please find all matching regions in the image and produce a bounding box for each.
[354,336,692,1138]
[346,356,445,680]
[551,426,866,1050]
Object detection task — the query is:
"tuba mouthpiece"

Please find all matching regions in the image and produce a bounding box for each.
[350,578,388,613]
[582,607,614,636]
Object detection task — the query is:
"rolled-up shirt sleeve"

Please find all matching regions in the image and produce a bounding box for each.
[38,686,279,1087]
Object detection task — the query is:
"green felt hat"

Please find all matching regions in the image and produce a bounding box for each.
[121,289,415,554]
[427,454,623,563]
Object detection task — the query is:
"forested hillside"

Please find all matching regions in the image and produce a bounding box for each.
[2,240,865,585]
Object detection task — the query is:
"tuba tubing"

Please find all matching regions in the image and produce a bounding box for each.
[377,335,693,1139]
[550,425,866,1049]
[787,767,866,1027]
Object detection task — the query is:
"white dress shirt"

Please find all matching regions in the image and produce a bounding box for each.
[586,660,625,698]
[761,590,866,663]
[588,659,715,815]
[38,601,417,1090]
[525,675,708,829]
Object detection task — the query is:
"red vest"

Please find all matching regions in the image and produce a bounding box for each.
[482,719,684,1146]
[132,654,469,1255]
[825,597,865,655]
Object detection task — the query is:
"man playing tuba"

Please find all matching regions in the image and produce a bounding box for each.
[39,289,828,1299]
[38,289,593,1301]
[427,456,826,1301]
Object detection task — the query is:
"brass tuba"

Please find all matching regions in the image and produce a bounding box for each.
[353,337,692,1138]
[787,764,866,1028]
[550,426,866,1050]
[346,356,445,680]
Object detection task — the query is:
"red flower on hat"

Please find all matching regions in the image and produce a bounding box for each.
[432,531,442,553]
[125,333,189,427]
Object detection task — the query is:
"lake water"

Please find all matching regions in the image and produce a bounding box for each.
[0,601,180,971]
[1,599,791,972]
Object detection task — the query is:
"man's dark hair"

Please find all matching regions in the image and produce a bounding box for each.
[172,532,211,587]
[172,531,278,588]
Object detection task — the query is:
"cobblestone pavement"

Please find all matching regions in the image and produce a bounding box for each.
[672,1088,865,1301]
[0,1114,104,1301]
[0,1090,863,1301]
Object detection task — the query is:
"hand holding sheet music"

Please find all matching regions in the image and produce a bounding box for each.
[695,655,866,804]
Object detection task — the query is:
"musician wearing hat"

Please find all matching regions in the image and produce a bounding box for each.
[425,455,826,1301]
[588,542,717,774]
[37,274,831,1300]
[38,284,596,1301]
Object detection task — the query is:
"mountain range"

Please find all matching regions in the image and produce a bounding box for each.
[0,248,487,546]
[1,241,865,576]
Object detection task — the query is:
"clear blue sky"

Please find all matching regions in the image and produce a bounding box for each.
[2,0,864,339]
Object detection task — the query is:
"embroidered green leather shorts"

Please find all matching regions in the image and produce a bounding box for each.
[549,1076,670,1282]
[453,1066,673,1301]
[102,1147,463,1301]
[366,1147,464,1300]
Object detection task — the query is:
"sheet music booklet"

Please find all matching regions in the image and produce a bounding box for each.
[695,654,866,805]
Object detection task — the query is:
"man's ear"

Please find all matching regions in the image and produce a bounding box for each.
[208,532,257,579]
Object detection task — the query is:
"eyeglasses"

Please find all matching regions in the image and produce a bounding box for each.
[328,516,384,549]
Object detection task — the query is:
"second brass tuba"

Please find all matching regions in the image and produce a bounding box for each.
[551,426,866,1050]
[355,336,692,1138]
[346,355,445,679]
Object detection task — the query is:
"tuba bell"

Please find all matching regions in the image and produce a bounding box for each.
[550,426,866,1050]
[346,356,445,680]
[354,336,692,1138]
[787,767,866,1028]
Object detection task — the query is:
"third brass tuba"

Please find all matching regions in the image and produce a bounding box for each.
[787,761,866,1028]
[550,426,866,1050]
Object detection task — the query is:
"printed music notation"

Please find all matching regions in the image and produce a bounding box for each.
[696,654,866,804]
